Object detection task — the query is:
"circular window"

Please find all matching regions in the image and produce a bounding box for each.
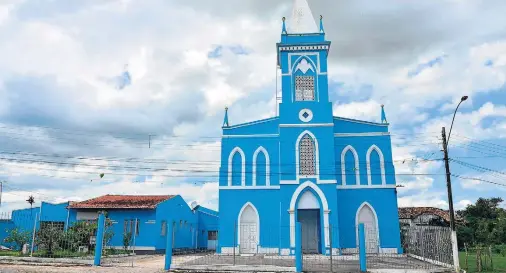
[299,109,313,122]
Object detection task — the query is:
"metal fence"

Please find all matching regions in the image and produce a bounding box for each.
[0,212,137,265]
[171,223,455,272]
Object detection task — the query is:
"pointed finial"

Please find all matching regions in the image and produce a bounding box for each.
[223,107,230,127]
[282,17,287,34]
[319,15,325,33]
[381,104,388,124]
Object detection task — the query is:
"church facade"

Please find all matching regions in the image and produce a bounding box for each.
[218,0,402,256]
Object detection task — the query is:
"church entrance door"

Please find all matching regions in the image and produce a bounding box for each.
[357,204,379,254]
[239,204,258,254]
[298,209,320,254]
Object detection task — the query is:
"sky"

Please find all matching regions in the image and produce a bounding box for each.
[0,0,505,213]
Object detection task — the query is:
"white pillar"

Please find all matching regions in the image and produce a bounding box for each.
[451,230,460,272]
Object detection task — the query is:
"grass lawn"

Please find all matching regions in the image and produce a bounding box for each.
[0,250,23,257]
[460,251,506,272]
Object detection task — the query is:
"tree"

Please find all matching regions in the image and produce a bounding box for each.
[123,232,132,251]
[4,228,31,253]
[457,197,506,248]
[36,224,64,255]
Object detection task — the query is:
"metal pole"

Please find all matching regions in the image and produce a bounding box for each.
[30,212,38,257]
[358,223,367,273]
[164,221,174,271]
[94,213,106,266]
[233,222,237,265]
[295,222,303,272]
[442,127,460,272]
[329,224,333,272]
[131,218,137,267]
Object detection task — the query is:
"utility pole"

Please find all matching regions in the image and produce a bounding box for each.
[442,126,460,272]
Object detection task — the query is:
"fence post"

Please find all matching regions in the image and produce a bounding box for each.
[164,221,174,271]
[30,212,38,257]
[295,222,302,273]
[94,212,106,266]
[329,224,333,272]
[233,222,237,265]
[358,223,367,273]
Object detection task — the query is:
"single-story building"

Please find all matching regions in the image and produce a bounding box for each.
[67,195,219,253]
[398,207,463,227]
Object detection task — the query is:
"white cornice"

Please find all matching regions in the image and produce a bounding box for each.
[334,132,390,137]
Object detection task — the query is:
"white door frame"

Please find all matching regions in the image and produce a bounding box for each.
[355,202,380,252]
[237,202,260,253]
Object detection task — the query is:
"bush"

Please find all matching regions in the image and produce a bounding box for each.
[4,228,31,253]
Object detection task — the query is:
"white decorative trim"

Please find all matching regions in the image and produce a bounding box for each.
[253,146,270,186]
[280,45,330,52]
[237,202,260,254]
[257,247,279,254]
[295,58,314,74]
[219,186,280,190]
[222,134,279,138]
[223,117,279,130]
[337,185,396,189]
[289,181,329,247]
[341,145,360,186]
[220,247,239,254]
[280,123,333,128]
[280,180,298,185]
[280,248,291,256]
[334,132,390,137]
[107,246,155,251]
[228,147,246,186]
[319,180,337,184]
[298,109,313,123]
[355,202,380,251]
[289,53,320,74]
[366,145,386,186]
[295,130,319,180]
[333,116,389,126]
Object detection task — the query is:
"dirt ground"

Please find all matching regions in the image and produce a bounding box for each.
[0,256,166,273]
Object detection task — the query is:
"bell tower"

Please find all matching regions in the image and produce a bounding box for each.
[277,0,333,125]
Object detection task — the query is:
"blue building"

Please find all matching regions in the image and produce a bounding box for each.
[218,0,401,256]
[68,195,218,253]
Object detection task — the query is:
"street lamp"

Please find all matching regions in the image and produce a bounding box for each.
[442,95,468,272]
[448,95,469,146]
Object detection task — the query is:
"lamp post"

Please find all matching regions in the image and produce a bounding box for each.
[441,95,468,272]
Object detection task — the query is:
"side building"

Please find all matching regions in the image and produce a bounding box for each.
[68,195,218,253]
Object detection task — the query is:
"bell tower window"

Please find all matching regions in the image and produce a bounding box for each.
[295,76,315,101]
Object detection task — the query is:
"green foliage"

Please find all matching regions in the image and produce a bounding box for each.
[4,228,31,253]
[457,197,506,248]
[123,232,132,251]
[36,224,64,255]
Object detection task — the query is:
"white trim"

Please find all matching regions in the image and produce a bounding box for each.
[366,145,386,185]
[334,132,390,137]
[257,247,280,254]
[252,146,270,186]
[288,52,320,75]
[318,179,337,184]
[107,246,155,251]
[223,117,278,130]
[341,145,360,186]
[295,130,319,180]
[333,117,389,126]
[228,147,246,186]
[280,123,333,128]
[355,202,380,251]
[298,109,313,123]
[237,202,260,254]
[222,134,279,138]
[219,186,280,190]
[280,180,298,185]
[292,55,318,75]
[337,185,396,189]
[289,181,329,247]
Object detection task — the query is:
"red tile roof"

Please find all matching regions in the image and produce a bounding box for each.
[69,195,175,209]
[398,207,463,222]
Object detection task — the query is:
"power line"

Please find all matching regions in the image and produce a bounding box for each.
[451,174,506,187]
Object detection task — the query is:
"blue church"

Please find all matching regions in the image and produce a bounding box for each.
[218,0,402,256]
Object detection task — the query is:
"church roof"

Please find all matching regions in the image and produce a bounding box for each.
[289,0,318,34]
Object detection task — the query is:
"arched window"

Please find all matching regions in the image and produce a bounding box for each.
[366,145,386,185]
[253,147,270,186]
[299,134,316,176]
[341,145,360,186]
[228,147,245,186]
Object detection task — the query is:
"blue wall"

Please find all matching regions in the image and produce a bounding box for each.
[0,219,15,248]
